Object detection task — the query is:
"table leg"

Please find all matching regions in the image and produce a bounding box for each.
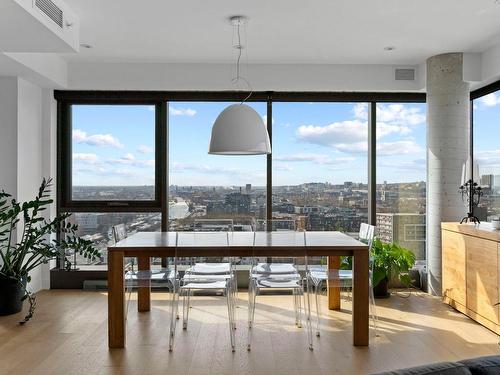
[353,250,369,346]
[108,251,125,348]
[137,256,151,312]
[327,256,341,310]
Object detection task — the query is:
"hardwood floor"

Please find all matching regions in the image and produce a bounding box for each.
[0,289,498,375]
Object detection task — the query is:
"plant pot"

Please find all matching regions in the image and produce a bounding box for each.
[373,277,390,298]
[0,276,26,316]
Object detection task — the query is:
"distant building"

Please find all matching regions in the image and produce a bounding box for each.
[225,192,251,214]
[246,184,252,194]
[294,205,320,214]
[480,174,494,189]
[376,213,426,260]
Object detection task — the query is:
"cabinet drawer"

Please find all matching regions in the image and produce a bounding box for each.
[442,230,466,307]
[466,236,498,324]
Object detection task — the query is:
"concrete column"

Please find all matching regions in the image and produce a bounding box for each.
[426,53,470,296]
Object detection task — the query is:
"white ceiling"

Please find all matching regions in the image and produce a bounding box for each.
[63,0,500,65]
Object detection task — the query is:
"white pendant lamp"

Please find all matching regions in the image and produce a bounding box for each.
[208,16,271,155]
[209,104,271,155]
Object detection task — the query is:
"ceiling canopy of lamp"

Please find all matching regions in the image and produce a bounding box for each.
[208,16,271,156]
[209,104,271,155]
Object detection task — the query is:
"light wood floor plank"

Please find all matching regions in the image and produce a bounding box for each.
[0,289,498,375]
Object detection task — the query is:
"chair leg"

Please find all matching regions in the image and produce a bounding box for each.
[229,279,236,330]
[304,279,313,350]
[182,288,191,330]
[233,272,239,308]
[296,288,303,329]
[293,289,299,326]
[169,285,179,352]
[226,287,236,352]
[369,285,380,337]
[314,280,322,337]
[247,280,257,351]
[125,282,133,321]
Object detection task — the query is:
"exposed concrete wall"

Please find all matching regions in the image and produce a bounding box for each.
[426,53,470,296]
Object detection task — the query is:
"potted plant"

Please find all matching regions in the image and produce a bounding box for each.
[371,238,416,298]
[0,178,99,323]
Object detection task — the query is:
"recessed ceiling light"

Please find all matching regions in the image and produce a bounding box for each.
[384,46,395,51]
[80,43,92,49]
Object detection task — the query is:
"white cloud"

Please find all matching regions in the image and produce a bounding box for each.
[376,104,426,126]
[378,158,426,171]
[273,163,293,172]
[107,154,154,168]
[170,162,239,175]
[479,93,500,107]
[474,149,500,166]
[273,153,334,164]
[296,120,367,148]
[352,103,425,127]
[353,103,368,120]
[137,145,154,154]
[122,153,135,161]
[377,141,424,156]
[73,153,99,164]
[335,156,356,162]
[169,106,197,116]
[73,129,124,149]
[295,103,425,157]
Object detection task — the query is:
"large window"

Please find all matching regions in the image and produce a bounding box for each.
[168,102,267,232]
[376,103,427,261]
[272,102,368,234]
[71,105,156,200]
[56,91,427,271]
[473,89,500,221]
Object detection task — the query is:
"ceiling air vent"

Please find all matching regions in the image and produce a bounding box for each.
[34,0,63,28]
[395,68,415,81]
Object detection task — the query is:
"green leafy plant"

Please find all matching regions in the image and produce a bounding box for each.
[0,178,100,323]
[371,238,416,288]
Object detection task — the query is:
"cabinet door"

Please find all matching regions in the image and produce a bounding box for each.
[466,236,498,324]
[442,230,466,307]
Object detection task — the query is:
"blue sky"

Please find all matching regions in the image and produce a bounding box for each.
[72,100,437,186]
[473,91,500,180]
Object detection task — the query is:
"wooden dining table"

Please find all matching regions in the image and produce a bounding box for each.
[107,231,370,348]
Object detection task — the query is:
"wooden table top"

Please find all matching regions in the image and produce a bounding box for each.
[109,231,369,257]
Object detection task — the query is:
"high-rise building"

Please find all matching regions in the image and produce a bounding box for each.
[246,184,252,193]
[225,192,251,214]
[480,174,494,188]
[376,213,426,259]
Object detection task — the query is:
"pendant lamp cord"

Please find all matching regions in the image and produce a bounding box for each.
[231,19,253,104]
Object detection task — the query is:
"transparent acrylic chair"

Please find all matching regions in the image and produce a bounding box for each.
[192,219,238,301]
[247,220,313,351]
[307,223,379,337]
[112,225,177,329]
[176,231,237,351]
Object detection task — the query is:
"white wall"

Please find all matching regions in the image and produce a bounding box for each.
[0,77,19,196]
[0,76,49,292]
[68,62,424,92]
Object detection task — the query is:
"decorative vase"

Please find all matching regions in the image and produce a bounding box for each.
[373,277,390,298]
[0,276,26,315]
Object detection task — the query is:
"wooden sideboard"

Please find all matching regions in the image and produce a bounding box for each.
[442,222,500,335]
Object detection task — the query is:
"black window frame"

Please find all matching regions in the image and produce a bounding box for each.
[470,79,500,218]
[54,90,426,275]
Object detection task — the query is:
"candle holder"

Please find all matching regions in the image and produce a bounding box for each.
[459,179,483,224]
